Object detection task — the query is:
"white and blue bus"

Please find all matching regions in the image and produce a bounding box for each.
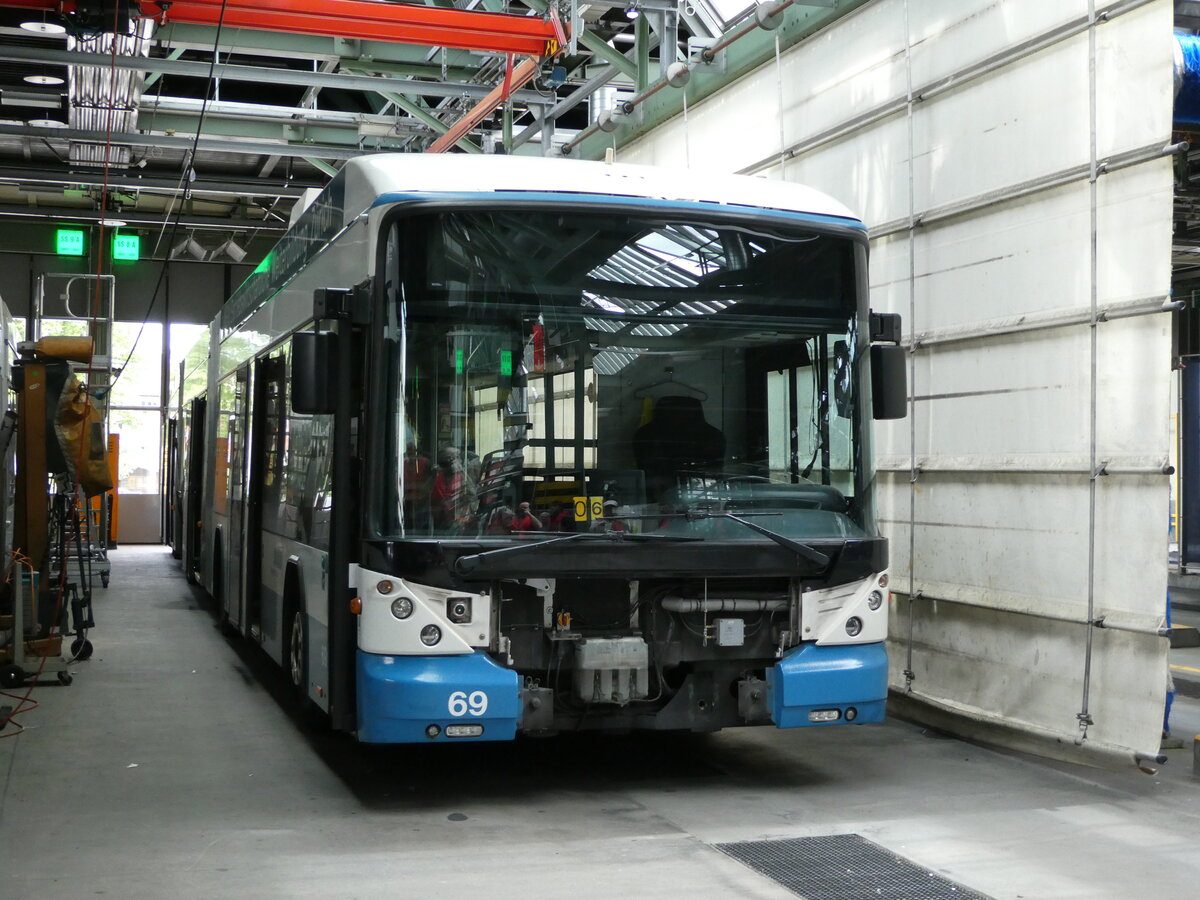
[173,154,907,742]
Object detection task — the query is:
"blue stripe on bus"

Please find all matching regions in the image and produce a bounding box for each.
[369,190,868,231]
[357,649,521,743]
[767,642,888,728]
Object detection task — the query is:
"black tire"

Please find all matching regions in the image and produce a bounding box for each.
[284,602,328,730]
[70,638,94,660]
[212,543,234,635]
[57,671,73,686]
[287,604,307,704]
[0,664,25,689]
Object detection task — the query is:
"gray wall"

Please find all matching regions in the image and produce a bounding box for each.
[0,251,253,326]
[0,248,255,544]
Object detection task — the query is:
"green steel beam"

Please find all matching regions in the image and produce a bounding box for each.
[636,14,651,93]
[520,0,638,81]
[304,158,340,178]
[143,47,185,90]
[131,112,417,150]
[340,58,480,82]
[568,0,868,161]
[155,23,479,69]
[373,89,483,154]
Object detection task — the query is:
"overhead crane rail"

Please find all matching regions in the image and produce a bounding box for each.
[1,0,563,56]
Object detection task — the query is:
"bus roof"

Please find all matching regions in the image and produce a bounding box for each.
[220,153,861,335]
[343,153,861,224]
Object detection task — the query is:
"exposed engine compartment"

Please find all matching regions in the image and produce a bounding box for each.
[497,576,793,731]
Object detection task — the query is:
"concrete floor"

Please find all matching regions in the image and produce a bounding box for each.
[3,545,1200,899]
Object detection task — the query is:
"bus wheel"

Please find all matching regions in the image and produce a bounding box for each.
[288,606,307,702]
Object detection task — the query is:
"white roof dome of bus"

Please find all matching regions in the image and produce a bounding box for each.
[341,153,860,224]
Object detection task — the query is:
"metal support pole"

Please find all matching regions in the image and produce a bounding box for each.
[660,7,679,81]
[903,0,919,689]
[1077,0,1100,743]
[542,110,556,156]
[636,13,651,93]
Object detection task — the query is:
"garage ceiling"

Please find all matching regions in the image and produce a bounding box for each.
[0,0,775,261]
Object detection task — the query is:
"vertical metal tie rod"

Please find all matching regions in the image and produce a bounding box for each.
[1077,0,1100,743]
[903,0,919,694]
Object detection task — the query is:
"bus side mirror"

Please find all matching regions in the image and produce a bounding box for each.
[870,344,908,420]
[291,331,338,414]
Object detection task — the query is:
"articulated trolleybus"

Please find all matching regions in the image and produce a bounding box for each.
[174,154,907,743]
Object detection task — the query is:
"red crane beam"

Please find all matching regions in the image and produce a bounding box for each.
[426,54,539,153]
[2,0,562,56]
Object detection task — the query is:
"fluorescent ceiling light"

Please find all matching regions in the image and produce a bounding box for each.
[20,21,66,35]
[172,237,207,261]
[211,238,247,262]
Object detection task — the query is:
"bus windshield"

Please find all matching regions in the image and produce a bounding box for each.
[374,207,872,543]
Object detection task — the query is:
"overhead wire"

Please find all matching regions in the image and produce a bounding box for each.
[109,0,233,397]
[1,553,49,741]
[3,3,231,751]
[2,3,129,749]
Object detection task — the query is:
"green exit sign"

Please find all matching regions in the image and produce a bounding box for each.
[56,228,85,256]
[112,233,140,261]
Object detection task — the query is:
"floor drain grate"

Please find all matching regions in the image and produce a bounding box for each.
[716,833,990,900]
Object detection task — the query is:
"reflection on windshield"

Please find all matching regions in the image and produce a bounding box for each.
[377,210,867,542]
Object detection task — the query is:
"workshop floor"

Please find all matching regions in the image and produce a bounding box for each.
[2,546,1198,899]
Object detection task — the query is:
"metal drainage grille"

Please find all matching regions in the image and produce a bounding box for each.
[716,834,990,900]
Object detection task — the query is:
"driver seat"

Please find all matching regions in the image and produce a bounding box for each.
[633,396,725,497]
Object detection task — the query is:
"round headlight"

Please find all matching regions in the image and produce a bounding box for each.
[377,579,395,594]
[878,574,889,588]
[420,624,442,646]
[868,590,884,611]
[390,596,414,619]
[425,724,441,738]
[845,617,863,637]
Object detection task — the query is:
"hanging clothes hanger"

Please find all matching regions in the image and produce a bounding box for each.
[633,366,708,401]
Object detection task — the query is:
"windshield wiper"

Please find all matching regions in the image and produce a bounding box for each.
[453,531,702,575]
[679,510,831,568]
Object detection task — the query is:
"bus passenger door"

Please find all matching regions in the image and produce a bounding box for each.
[243,354,283,643]
[166,417,178,555]
[225,364,250,630]
[185,395,206,583]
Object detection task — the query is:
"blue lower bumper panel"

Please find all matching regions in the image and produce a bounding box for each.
[357,650,521,743]
[767,642,887,728]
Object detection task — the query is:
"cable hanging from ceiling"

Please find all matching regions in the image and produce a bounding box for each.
[109,0,232,395]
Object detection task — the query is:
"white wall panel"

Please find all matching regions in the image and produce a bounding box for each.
[911,35,1091,211]
[783,114,913,230]
[1095,1,1175,159]
[907,4,1087,88]
[1095,161,1174,304]
[623,0,1174,767]
[775,4,907,151]
[907,182,1093,330]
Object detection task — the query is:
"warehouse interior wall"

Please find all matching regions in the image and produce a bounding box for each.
[622,0,1174,767]
[0,252,249,544]
[0,251,250,325]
